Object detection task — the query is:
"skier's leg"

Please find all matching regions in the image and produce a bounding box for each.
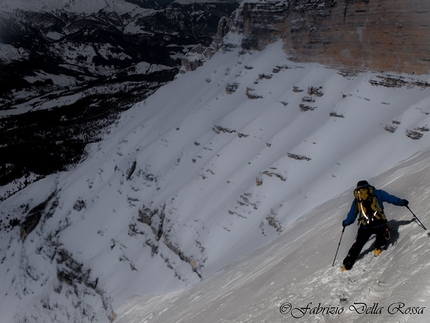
[374,226,388,252]
[343,227,372,270]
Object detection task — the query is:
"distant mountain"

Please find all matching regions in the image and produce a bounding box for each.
[0,0,240,193]
[0,0,168,12]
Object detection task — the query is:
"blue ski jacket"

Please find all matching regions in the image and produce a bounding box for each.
[343,185,406,227]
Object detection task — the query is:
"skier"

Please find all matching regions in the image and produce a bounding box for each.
[341,180,408,271]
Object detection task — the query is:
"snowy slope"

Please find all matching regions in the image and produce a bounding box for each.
[115,147,430,323]
[1,32,430,323]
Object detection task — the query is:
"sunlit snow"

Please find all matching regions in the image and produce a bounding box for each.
[1,31,430,323]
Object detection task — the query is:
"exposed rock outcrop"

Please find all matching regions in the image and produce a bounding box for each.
[238,0,430,74]
[241,1,289,50]
[181,15,231,71]
[20,192,57,241]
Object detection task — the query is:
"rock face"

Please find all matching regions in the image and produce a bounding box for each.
[239,0,430,74]
[181,16,231,71]
[241,1,289,50]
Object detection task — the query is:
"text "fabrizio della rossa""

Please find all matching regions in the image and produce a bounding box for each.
[279,302,425,319]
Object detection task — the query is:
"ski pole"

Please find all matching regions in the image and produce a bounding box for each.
[407,206,427,230]
[332,226,345,267]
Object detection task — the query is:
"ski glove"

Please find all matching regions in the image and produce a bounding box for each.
[402,199,409,207]
[342,220,347,227]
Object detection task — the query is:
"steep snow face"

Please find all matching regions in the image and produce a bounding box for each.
[115,147,430,323]
[1,36,430,322]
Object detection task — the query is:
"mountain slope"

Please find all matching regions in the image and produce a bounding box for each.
[1,34,430,322]
[115,147,430,323]
[0,0,239,193]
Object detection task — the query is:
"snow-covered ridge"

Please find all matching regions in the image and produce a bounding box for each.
[1,36,430,322]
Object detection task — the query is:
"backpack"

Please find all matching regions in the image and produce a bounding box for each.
[354,185,386,226]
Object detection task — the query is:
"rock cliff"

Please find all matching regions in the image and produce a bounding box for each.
[239,0,430,74]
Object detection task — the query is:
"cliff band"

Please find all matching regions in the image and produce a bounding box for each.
[239,0,430,74]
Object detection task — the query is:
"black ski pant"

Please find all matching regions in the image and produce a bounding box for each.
[343,225,387,270]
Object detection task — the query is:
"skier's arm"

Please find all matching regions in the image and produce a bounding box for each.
[376,189,408,206]
[342,200,358,227]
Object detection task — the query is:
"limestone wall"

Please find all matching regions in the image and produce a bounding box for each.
[240,0,430,74]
